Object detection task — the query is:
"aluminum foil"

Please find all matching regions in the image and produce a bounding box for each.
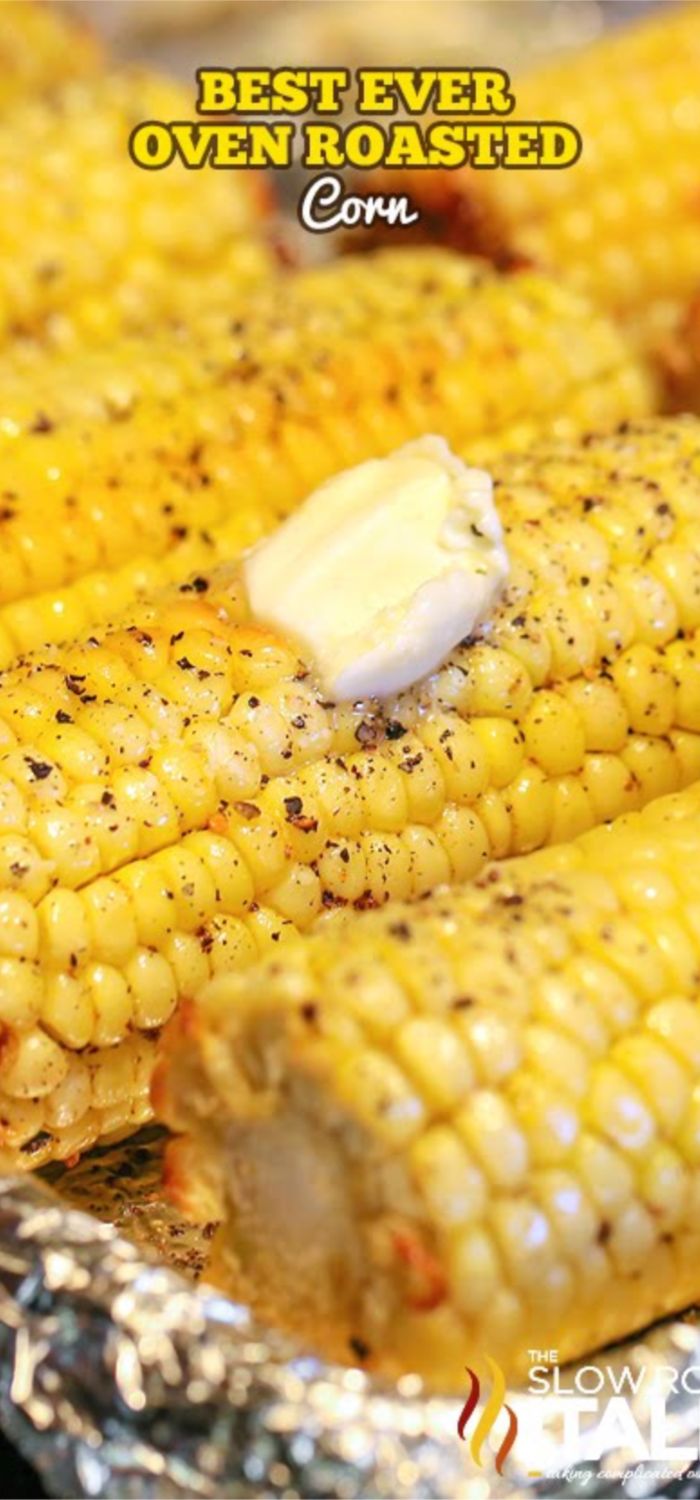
[3,1157,700,1499]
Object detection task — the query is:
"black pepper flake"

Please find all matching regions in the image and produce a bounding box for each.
[400,753,422,773]
[191,576,209,593]
[388,921,412,941]
[233,801,260,821]
[25,757,52,781]
[355,719,380,748]
[349,1336,371,1362]
[55,709,72,724]
[30,412,54,435]
[355,890,380,911]
[284,796,303,819]
[300,1002,318,1023]
[176,656,195,671]
[195,926,214,954]
[385,719,407,740]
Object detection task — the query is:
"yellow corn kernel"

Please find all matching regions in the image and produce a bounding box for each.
[155,782,700,1386]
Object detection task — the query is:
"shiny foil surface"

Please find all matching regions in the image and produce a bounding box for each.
[2,1162,700,1499]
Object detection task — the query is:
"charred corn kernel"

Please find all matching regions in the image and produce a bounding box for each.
[159,781,700,1387]
[371,7,700,377]
[0,250,652,666]
[0,2,101,106]
[5,419,700,1168]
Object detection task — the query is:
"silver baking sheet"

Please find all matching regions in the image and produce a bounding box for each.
[2,1142,700,1499]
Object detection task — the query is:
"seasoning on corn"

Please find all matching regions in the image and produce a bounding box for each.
[0,67,271,350]
[1,415,700,1170]
[357,5,700,389]
[0,1,102,106]
[156,781,700,1388]
[0,249,654,665]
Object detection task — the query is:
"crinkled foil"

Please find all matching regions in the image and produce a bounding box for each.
[2,1149,700,1499]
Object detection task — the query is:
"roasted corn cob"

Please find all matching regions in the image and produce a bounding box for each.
[157,781,700,1388]
[361,5,700,389]
[0,67,271,348]
[0,250,653,666]
[1,416,700,1170]
[0,2,101,107]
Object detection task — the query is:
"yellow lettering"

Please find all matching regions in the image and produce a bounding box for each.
[357,70,397,114]
[196,69,235,113]
[302,123,344,169]
[538,123,582,167]
[128,121,174,169]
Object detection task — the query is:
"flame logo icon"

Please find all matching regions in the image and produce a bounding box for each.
[457,1357,518,1475]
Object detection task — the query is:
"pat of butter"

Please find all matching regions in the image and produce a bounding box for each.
[243,435,509,701]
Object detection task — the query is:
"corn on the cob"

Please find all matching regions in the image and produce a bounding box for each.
[1,415,700,1170]
[0,67,271,348]
[0,250,654,665]
[156,781,700,1388]
[0,2,102,106]
[361,6,700,391]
